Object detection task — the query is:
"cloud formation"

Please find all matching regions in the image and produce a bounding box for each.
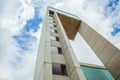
[0,0,40,80]
[55,0,120,49]
[0,0,61,80]
[0,0,120,80]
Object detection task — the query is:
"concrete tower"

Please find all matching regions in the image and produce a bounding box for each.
[34,7,120,80]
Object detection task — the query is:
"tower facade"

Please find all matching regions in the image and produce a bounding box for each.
[34,7,120,80]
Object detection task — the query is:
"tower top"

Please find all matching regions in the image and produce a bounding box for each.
[48,6,81,40]
[48,6,80,20]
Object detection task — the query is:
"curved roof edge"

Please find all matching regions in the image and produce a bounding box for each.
[48,6,80,20]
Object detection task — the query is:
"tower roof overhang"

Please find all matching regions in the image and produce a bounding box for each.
[48,6,81,40]
[57,13,81,40]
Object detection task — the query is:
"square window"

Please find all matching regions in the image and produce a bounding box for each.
[49,10,54,15]
[52,63,68,76]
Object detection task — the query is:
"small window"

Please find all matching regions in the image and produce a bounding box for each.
[56,37,59,41]
[54,25,56,27]
[51,46,62,54]
[57,47,62,54]
[55,30,57,33]
[52,63,68,76]
[49,10,54,15]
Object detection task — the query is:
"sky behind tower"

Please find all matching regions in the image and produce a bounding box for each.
[0,0,120,80]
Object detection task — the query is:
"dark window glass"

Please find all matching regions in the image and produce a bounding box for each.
[54,25,56,27]
[56,37,59,41]
[57,47,62,54]
[49,10,54,15]
[52,63,68,76]
[55,30,57,33]
[49,10,54,16]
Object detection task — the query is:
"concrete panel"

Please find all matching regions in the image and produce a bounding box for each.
[79,21,120,79]
[34,29,46,80]
[78,22,99,48]
[78,22,90,41]
[107,51,120,79]
[52,53,66,64]
[51,40,62,47]
[79,23,95,44]
[84,28,95,43]
[55,17,72,54]
[107,60,120,78]
[53,75,69,80]
[111,51,120,67]
[44,42,52,63]
[64,47,81,75]
[37,65,44,80]
[45,31,51,42]
[44,63,52,80]
[64,50,75,75]
[59,35,72,54]
[93,35,108,56]
[99,43,118,65]
[88,33,97,48]
[55,12,86,80]
[117,75,120,80]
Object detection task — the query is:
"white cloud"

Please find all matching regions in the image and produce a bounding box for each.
[0,0,37,80]
[0,0,21,32]
[55,0,105,30]
[0,0,120,80]
[55,0,120,49]
[18,1,35,28]
[0,28,19,66]
[10,51,37,80]
[31,0,62,18]
[0,65,14,80]
[55,0,120,65]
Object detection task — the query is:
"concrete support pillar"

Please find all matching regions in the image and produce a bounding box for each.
[54,12,86,80]
[34,7,119,80]
[78,22,120,79]
[33,7,53,80]
[44,13,53,80]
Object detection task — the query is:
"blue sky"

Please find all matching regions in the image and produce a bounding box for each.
[105,0,119,16]
[11,6,42,70]
[13,7,42,52]
[104,0,120,36]
[0,0,120,80]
